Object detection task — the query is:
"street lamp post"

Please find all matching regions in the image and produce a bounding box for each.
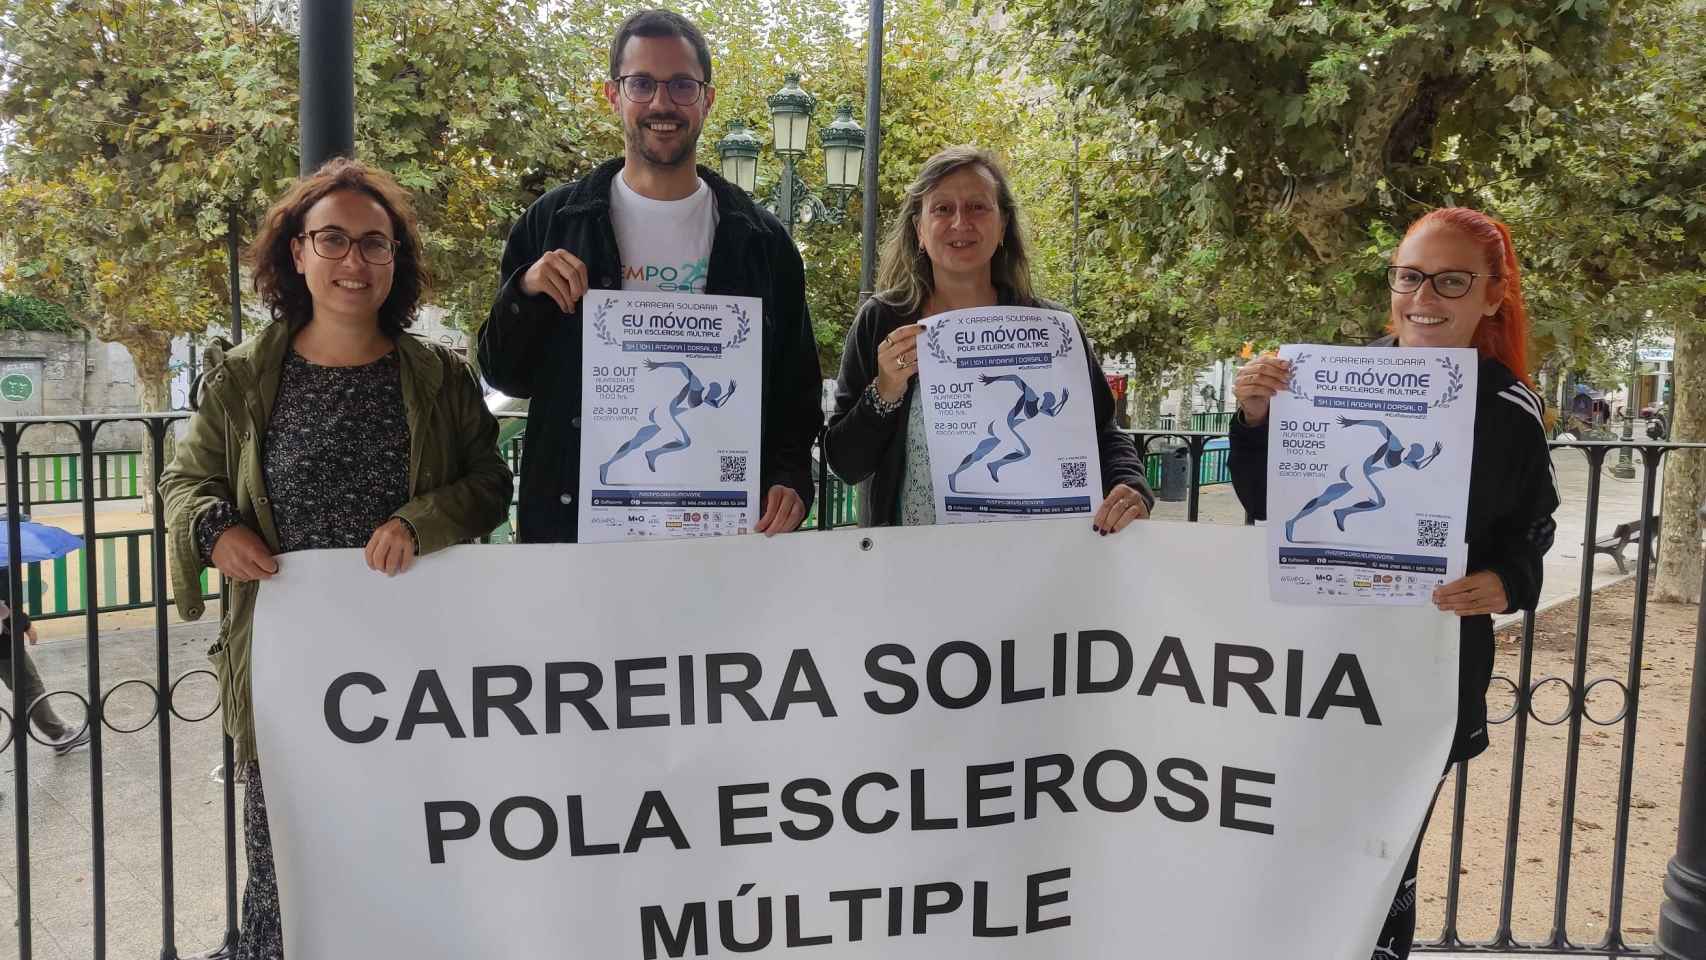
[716,73,866,235]
[767,73,813,234]
[715,121,761,194]
[1657,504,1706,957]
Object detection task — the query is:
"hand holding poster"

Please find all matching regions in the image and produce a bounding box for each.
[253,521,1457,958]
[1267,345,1477,604]
[915,307,1101,523]
[580,291,763,543]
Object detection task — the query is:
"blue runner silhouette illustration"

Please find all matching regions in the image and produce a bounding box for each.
[1283,416,1443,542]
[947,373,1069,493]
[599,360,736,484]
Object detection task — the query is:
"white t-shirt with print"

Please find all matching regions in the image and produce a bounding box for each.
[609,172,718,294]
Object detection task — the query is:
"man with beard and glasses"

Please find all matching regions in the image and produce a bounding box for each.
[479,8,822,543]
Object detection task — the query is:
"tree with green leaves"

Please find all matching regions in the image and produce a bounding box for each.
[0,0,602,388]
[985,0,1704,424]
[993,0,1621,266]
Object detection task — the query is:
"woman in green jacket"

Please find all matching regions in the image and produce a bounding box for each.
[161,158,511,958]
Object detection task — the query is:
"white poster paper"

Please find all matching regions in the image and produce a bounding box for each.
[253,521,1457,959]
[915,307,1101,523]
[1267,345,1478,605]
[579,290,762,543]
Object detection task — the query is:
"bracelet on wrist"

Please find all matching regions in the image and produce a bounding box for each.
[864,381,905,418]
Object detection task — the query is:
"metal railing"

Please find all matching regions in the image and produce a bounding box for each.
[1154,410,1236,433]
[3,413,239,960]
[1418,439,1705,957]
[11,528,218,622]
[1,449,144,510]
[497,427,1228,533]
[4,413,1705,959]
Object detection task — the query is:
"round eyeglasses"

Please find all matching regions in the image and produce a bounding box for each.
[300,229,399,266]
[1386,265,1499,299]
[616,74,709,106]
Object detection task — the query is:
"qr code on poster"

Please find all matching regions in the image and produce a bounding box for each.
[1060,461,1088,489]
[1417,518,1450,548]
[720,455,748,483]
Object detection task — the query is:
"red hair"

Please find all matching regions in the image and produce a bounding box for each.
[1397,207,1530,383]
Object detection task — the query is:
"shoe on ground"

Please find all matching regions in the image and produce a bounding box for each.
[52,727,91,756]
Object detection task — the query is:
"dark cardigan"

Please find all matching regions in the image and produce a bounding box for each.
[825,293,1151,527]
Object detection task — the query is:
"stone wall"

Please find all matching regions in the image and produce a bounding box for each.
[0,330,147,454]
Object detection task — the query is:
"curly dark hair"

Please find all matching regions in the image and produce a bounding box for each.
[249,158,425,336]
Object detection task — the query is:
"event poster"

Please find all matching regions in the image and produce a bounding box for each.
[253,521,1457,959]
[915,307,1101,523]
[578,290,762,543]
[1267,345,1477,605]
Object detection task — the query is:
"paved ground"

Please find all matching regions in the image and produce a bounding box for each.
[0,447,1680,957]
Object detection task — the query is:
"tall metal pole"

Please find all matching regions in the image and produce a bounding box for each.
[1657,503,1706,957]
[299,0,355,174]
[226,210,244,345]
[6,427,33,958]
[858,0,884,303]
[1616,336,1638,477]
[778,155,797,238]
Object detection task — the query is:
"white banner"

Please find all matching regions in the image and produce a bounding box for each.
[253,521,1456,958]
[1268,345,1477,605]
[579,290,763,543]
[916,307,1102,522]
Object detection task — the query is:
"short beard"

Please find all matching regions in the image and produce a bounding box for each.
[625,119,701,170]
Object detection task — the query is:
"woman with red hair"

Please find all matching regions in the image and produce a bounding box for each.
[1226,207,1560,958]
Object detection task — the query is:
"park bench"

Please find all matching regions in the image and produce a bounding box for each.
[1593,515,1661,574]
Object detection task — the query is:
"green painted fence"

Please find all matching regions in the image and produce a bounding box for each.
[1143,446,1232,490]
[804,474,860,530]
[12,527,218,622]
[1152,411,1236,433]
[3,450,144,508]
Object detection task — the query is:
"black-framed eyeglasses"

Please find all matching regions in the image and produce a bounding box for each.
[616,74,709,106]
[300,229,399,265]
[1386,265,1499,299]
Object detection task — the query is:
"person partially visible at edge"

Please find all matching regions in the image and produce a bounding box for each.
[477,8,823,541]
[1224,206,1561,960]
[160,159,512,960]
[823,145,1152,530]
[0,596,90,756]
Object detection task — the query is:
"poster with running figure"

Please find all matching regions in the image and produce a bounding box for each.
[1267,344,1478,605]
[915,306,1102,523]
[578,290,762,543]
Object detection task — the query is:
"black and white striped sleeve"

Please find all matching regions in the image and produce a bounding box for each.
[1486,380,1560,612]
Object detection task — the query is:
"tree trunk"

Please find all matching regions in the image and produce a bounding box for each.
[1656,307,1706,602]
[1178,366,1196,426]
[104,327,175,515]
[1134,378,1164,430]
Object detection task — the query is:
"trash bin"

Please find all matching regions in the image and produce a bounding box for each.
[1158,445,1191,502]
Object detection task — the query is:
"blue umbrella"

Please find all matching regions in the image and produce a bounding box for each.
[0,520,85,566]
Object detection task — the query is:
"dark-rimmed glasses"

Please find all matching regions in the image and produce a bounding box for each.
[1386,265,1500,299]
[615,74,709,106]
[299,229,399,265]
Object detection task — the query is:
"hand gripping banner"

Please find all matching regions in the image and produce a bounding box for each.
[254,521,1456,958]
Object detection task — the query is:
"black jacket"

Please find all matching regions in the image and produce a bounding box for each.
[0,603,27,649]
[825,293,1152,527]
[1227,343,1560,763]
[478,159,823,542]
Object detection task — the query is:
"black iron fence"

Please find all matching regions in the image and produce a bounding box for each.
[0,449,146,511]
[3,413,1704,958]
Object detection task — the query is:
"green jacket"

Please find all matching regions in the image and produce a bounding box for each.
[161,321,513,764]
